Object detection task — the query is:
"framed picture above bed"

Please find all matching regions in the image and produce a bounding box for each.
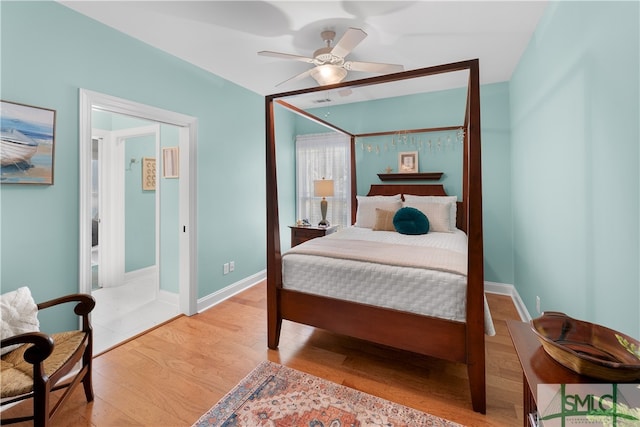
[398,151,418,173]
[0,100,56,185]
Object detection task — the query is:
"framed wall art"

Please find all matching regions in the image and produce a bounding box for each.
[0,100,56,184]
[162,146,179,178]
[142,157,156,190]
[398,151,418,173]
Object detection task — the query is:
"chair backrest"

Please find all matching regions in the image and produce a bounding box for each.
[1,293,95,426]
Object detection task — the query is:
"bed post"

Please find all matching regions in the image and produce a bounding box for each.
[265,60,487,413]
[465,59,486,414]
[350,135,357,225]
[265,95,282,349]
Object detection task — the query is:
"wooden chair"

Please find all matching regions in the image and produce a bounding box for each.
[1,293,95,426]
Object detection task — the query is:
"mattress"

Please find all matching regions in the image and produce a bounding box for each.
[282,227,495,336]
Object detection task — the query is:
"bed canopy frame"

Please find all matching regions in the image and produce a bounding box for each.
[265,59,485,413]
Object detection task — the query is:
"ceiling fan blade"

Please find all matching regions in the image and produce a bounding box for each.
[258,51,315,64]
[276,69,313,87]
[331,27,367,58]
[344,61,404,74]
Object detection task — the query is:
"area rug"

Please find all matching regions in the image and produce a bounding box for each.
[193,360,462,426]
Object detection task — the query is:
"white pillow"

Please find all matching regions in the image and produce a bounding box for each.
[355,195,402,228]
[403,195,458,231]
[363,194,401,201]
[1,286,40,355]
[402,201,452,233]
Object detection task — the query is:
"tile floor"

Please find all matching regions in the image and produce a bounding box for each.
[91,277,180,355]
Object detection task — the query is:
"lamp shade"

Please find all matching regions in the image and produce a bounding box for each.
[314,179,334,197]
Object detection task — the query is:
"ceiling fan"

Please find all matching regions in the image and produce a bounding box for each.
[258,27,404,87]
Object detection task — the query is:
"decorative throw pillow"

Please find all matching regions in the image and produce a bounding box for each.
[403,195,458,231]
[393,207,430,235]
[354,195,402,228]
[1,286,40,355]
[372,208,397,231]
[402,201,452,233]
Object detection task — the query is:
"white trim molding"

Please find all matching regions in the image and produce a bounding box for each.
[79,88,198,316]
[197,270,266,313]
[158,289,179,307]
[485,281,531,322]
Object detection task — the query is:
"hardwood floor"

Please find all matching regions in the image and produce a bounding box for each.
[1,281,525,426]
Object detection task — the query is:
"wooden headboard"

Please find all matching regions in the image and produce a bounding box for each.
[360,184,466,232]
[367,184,446,197]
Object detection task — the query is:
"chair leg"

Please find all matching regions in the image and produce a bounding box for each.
[82,371,94,402]
[33,380,51,427]
[82,343,94,402]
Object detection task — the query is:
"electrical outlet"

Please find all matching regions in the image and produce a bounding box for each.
[229,261,235,272]
[536,296,541,314]
[223,263,229,275]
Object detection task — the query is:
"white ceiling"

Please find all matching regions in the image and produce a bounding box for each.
[60,1,548,99]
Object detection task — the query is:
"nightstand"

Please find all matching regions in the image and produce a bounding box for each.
[289,225,337,247]
[506,320,618,427]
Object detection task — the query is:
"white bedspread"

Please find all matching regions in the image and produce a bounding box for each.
[286,237,467,276]
[282,227,495,336]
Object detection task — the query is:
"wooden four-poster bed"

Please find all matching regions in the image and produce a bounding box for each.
[265,59,488,413]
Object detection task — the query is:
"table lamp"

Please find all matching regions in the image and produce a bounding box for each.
[314,178,334,227]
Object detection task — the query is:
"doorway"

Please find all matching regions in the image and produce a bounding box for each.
[79,89,197,354]
[93,123,160,291]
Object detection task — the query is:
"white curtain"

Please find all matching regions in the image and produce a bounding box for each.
[296,132,351,227]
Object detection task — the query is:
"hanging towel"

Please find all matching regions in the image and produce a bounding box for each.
[1,286,40,355]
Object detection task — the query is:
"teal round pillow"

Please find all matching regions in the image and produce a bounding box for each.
[393,207,430,235]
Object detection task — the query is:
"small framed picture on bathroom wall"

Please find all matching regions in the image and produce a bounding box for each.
[162,147,179,178]
[142,157,156,190]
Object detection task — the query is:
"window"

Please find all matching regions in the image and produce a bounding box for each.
[296,132,351,227]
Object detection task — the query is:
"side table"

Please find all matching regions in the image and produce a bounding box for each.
[289,225,337,247]
[507,320,612,427]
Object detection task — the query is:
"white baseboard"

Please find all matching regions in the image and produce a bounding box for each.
[158,289,179,306]
[197,270,266,313]
[122,266,179,307]
[123,265,157,283]
[485,281,531,322]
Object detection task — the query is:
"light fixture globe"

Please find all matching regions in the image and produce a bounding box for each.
[309,65,348,86]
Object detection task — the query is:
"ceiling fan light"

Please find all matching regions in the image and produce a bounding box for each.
[310,65,347,86]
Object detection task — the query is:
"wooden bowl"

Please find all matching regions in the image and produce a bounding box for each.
[530,312,640,381]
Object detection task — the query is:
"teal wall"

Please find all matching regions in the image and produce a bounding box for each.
[481,83,513,287]
[292,83,514,285]
[124,135,156,272]
[510,1,639,337]
[301,87,466,198]
[93,113,156,273]
[0,1,265,332]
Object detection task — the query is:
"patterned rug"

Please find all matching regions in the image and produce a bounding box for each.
[193,360,462,427]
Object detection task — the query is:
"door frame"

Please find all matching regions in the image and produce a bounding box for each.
[79,89,198,315]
